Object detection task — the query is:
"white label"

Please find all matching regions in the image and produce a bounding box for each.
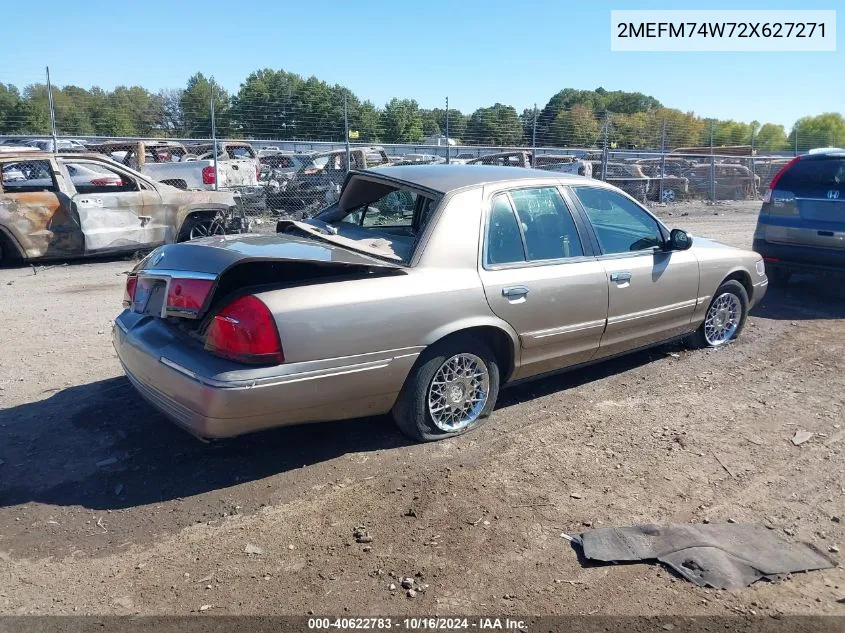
[611,10,836,52]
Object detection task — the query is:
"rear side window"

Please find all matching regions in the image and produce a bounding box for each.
[778,158,845,193]
[485,195,525,265]
[484,187,584,266]
[510,187,584,261]
[1,159,58,193]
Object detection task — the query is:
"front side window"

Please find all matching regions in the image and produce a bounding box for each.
[572,186,663,254]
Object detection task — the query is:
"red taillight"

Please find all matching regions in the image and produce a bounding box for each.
[205,295,284,365]
[123,274,138,307]
[255,164,260,179]
[202,165,216,185]
[91,177,120,186]
[166,278,214,315]
[303,167,319,175]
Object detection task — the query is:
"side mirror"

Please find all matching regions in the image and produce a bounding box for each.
[666,228,693,251]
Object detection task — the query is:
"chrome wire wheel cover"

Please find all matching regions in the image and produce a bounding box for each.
[427,353,490,432]
[704,292,741,346]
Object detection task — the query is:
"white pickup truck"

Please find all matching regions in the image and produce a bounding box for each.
[84,141,266,211]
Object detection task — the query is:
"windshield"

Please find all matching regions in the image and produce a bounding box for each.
[290,178,440,264]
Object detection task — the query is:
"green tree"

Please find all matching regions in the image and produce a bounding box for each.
[0,84,22,134]
[381,98,424,143]
[180,73,230,138]
[789,113,845,152]
[551,104,600,147]
[464,103,522,146]
[755,123,788,151]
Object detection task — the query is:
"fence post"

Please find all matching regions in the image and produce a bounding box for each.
[344,93,350,174]
[45,66,58,151]
[709,121,716,203]
[659,119,667,203]
[600,111,609,181]
[210,78,218,191]
[445,96,450,164]
[531,103,537,168]
[750,127,756,200]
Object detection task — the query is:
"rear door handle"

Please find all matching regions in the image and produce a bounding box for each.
[610,272,632,283]
[502,286,529,299]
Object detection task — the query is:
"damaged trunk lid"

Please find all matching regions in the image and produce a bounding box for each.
[128,233,403,321]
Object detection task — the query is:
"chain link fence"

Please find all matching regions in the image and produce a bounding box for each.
[2,69,842,225]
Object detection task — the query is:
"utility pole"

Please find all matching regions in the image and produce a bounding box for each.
[45,66,58,152]
[531,103,538,168]
[794,123,799,156]
[445,96,450,164]
[344,93,350,174]
[210,78,219,191]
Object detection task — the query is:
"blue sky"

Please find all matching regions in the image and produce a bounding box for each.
[2,0,840,128]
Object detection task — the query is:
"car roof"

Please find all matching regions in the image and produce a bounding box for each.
[363,164,593,194]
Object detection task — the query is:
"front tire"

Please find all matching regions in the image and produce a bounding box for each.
[688,280,749,349]
[392,336,500,442]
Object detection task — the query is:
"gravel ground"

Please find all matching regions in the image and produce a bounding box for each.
[0,201,843,616]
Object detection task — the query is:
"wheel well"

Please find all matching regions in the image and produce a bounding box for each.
[0,228,24,264]
[178,210,220,241]
[434,326,516,382]
[722,270,753,300]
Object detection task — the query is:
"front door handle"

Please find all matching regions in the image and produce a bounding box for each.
[502,286,529,299]
[610,272,632,283]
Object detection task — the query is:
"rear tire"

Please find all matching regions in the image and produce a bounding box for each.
[178,214,226,242]
[687,280,748,349]
[392,336,500,442]
[768,267,791,288]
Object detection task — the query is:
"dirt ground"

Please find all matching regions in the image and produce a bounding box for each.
[0,201,842,617]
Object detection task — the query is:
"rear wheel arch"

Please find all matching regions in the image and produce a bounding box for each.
[422,323,518,383]
[177,209,224,242]
[0,227,25,264]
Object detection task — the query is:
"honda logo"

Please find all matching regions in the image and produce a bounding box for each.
[828,190,841,200]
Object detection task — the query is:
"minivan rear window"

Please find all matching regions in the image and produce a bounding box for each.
[778,157,845,192]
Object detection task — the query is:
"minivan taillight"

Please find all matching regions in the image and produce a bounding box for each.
[205,295,284,365]
[123,274,138,308]
[202,165,216,185]
[166,278,214,316]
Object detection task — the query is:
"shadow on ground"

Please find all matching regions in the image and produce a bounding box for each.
[0,377,409,511]
[0,343,679,513]
[752,274,845,321]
